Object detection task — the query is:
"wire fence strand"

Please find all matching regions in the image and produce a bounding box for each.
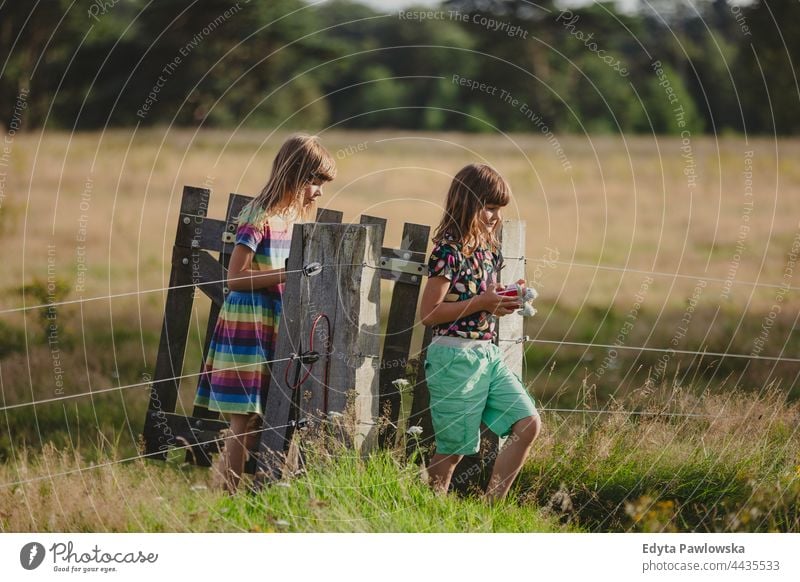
[0,421,294,489]
[0,356,297,413]
[0,262,379,316]
[500,337,800,364]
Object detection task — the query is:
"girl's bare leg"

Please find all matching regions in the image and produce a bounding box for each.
[427,453,463,494]
[484,415,541,502]
[222,413,256,494]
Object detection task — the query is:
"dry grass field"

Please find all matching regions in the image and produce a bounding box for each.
[3,129,800,306]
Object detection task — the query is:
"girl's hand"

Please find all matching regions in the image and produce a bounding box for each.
[481,283,522,316]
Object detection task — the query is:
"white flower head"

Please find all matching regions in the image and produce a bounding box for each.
[407,425,423,436]
[392,378,412,392]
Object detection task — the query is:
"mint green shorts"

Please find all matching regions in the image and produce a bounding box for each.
[424,340,539,456]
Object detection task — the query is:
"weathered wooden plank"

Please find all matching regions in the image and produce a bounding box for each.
[361,215,387,241]
[142,186,207,458]
[256,223,381,484]
[180,185,211,216]
[227,193,252,221]
[149,410,231,438]
[174,187,212,249]
[147,410,227,466]
[255,225,305,482]
[315,208,344,223]
[303,223,381,440]
[175,215,227,251]
[378,222,430,447]
[191,249,227,307]
[142,249,194,458]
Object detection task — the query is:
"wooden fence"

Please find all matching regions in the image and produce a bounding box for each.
[141,185,526,490]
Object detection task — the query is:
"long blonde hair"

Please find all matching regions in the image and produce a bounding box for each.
[237,134,337,228]
[432,163,511,256]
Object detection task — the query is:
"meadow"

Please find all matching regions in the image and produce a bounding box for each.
[1,129,798,532]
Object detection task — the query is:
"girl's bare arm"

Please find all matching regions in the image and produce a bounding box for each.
[419,276,520,327]
[225,244,285,291]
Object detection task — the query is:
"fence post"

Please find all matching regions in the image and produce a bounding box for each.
[142,186,209,458]
[380,223,429,447]
[256,222,381,483]
[497,219,526,377]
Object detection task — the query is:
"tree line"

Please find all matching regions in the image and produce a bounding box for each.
[1,0,797,134]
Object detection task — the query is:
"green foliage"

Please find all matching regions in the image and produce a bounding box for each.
[16,278,73,345]
[2,0,795,134]
[0,320,25,357]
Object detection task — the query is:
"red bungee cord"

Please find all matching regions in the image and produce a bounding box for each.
[284,313,333,417]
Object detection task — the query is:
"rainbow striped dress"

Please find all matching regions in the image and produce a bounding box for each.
[194,215,293,415]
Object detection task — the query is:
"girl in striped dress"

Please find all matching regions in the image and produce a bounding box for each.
[195,134,336,493]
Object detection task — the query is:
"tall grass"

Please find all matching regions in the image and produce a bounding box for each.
[1,386,798,532]
[518,386,800,532]
[0,440,568,533]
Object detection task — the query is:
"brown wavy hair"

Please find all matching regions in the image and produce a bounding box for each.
[432,163,511,255]
[237,134,337,228]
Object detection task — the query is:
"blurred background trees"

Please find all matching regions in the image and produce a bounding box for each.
[1,0,796,134]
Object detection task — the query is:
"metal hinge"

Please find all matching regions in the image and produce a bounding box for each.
[379,256,425,276]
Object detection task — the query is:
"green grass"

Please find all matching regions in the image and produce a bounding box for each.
[0,443,570,533]
[219,451,569,533]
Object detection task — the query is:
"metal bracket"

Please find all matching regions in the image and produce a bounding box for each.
[380,256,425,276]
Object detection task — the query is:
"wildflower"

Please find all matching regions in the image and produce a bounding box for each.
[392,378,412,393]
[407,425,423,436]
